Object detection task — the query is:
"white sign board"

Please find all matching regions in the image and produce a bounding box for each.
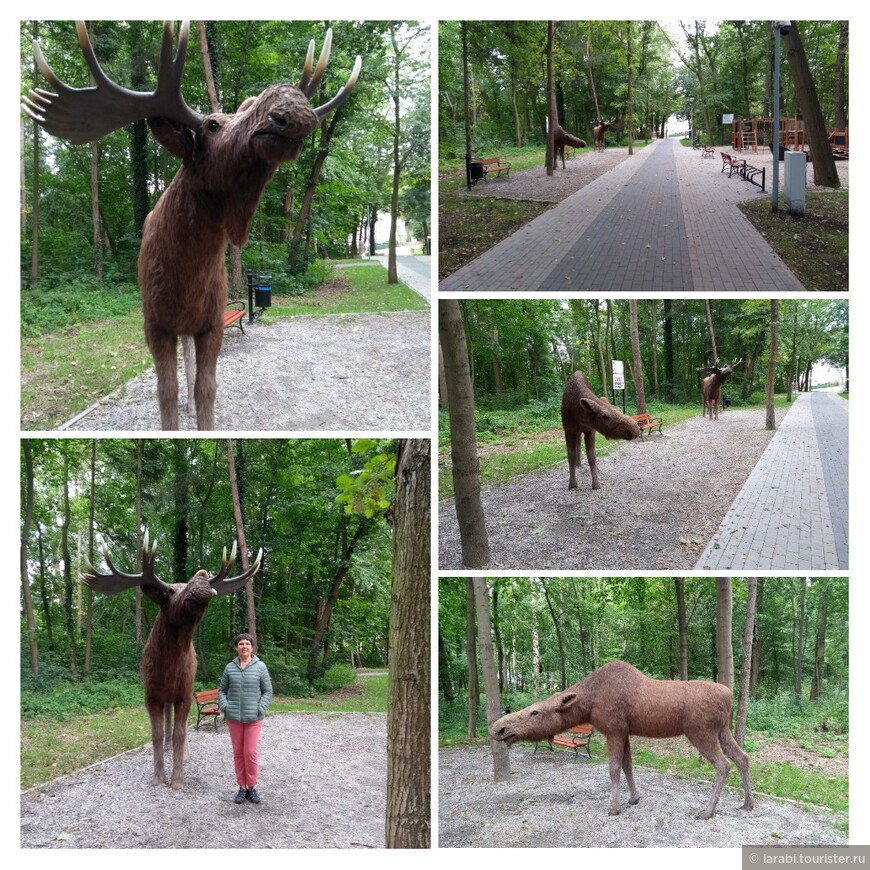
[611,360,624,375]
[613,373,625,391]
[723,113,735,124]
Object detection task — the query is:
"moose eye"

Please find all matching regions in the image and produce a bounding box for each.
[530,710,539,716]
[207,119,220,132]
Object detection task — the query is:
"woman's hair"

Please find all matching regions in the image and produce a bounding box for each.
[234,632,255,648]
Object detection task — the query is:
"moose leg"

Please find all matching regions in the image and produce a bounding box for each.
[565,430,579,489]
[686,729,731,819]
[193,327,223,430]
[169,697,192,789]
[147,329,180,430]
[720,728,754,810]
[605,733,628,815]
[181,335,197,419]
[621,736,641,805]
[584,430,600,490]
[146,701,167,785]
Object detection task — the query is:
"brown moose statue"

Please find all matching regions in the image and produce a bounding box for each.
[593,119,613,152]
[81,531,263,789]
[561,371,640,490]
[553,124,587,169]
[490,660,754,820]
[700,358,742,420]
[23,22,361,430]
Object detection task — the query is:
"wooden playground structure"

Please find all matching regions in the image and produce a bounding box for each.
[731,117,848,159]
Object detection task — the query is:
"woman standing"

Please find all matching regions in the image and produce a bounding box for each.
[219,633,273,804]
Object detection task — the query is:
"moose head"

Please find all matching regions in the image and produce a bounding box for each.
[23,22,361,430]
[81,531,263,788]
[700,358,743,420]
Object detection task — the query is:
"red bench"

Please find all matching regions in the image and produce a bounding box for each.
[224,301,246,334]
[193,688,222,731]
[632,412,664,438]
[535,724,594,759]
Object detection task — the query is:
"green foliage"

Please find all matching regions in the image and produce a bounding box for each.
[268,657,316,697]
[336,440,396,517]
[747,693,848,737]
[21,678,143,721]
[314,662,358,693]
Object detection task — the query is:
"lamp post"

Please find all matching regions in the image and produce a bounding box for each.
[771,21,791,211]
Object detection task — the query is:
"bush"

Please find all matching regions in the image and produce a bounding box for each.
[267,657,315,697]
[21,677,143,721]
[314,662,357,693]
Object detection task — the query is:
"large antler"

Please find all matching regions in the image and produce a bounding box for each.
[22,21,204,145]
[81,530,172,596]
[209,542,264,596]
[297,27,362,120]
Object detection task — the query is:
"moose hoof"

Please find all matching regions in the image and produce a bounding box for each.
[628,795,641,806]
[151,775,166,787]
[568,482,577,490]
[694,809,714,821]
[742,800,755,811]
[608,807,622,816]
[170,778,184,790]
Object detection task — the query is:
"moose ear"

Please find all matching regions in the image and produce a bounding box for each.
[559,693,577,707]
[141,585,168,605]
[148,117,196,160]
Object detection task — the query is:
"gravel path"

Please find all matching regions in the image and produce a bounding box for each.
[61,311,430,431]
[439,407,785,570]
[21,712,386,849]
[439,745,847,848]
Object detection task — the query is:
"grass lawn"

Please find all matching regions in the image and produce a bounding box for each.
[21,672,388,790]
[20,264,426,430]
[737,191,848,291]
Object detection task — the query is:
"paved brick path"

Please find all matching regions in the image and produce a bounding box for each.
[440,138,807,292]
[696,391,848,570]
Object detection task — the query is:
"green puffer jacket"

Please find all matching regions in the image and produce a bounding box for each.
[218,655,273,723]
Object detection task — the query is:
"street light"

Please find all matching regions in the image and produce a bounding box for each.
[771,21,791,211]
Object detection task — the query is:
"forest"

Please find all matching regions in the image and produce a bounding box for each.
[446,297,847,411]
[440,577,848,812]
[20,438,398,699]
[21,20,430,295]
[439,20,848,154]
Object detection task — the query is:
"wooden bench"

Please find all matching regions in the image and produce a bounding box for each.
[193,688,222,731]
[535,724,594,759]
[632,412,663,438]
[720,152,746,177]
[475,156,512,181]
[701,146,715,158]
[224,300,246,334]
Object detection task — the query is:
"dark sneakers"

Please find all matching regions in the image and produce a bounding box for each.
[234,787,247,804]
[246,788,261,804]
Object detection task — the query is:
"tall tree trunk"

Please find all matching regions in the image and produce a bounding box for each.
[735,578,758,746]
[626,21,634,155]
[439,300,490,568]
[586,24,601,121]
[715,577,733,690]
[492,580,506,692]
[809,581,830,701]
[594,301,609,402]
[793,577,807,700]
[833,22,849,131]
[387,25,404,284]
[705,299,719,364]
[135,441,144,647]
[90,143,103,280]
[385,439,430,848]
[21,441,39,678]
[36,524,53,648]
[540,579,567,690]
[62,452,78,677]
[546,22,556,175]
[675,577,688,680]
[783,22,840,188]
[227,440,257,645]
[750,579,765,698]
[663,298,675,402]
[465,579,479,739]
[766,299,779,430]
[629,300,646,413]
[473,579,510,782]
[83,440,96,675]
[29,21,41,283]
[650,300,660,399]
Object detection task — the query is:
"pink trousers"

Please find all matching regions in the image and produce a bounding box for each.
[226,719,264,788]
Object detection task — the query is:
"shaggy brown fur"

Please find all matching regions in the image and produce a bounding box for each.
[701,359,742,420]
[553,124,587,169]
[593,120,612,152]
[23,22,360,430]
[491,660,754,819]
[81,534,261,788]
[561,371,640,490]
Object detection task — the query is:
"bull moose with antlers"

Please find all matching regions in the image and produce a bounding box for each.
[700,358,742,419]
[23,22,361,430]
[81,532,263,788]
[593,119,613,152]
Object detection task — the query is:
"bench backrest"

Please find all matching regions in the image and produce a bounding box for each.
[195,688,219,704]
[567,724,593,737]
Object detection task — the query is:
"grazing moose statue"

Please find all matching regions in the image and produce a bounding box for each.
[593,119,613,152]
[701,358,742,419]
[561,371,640,490]
[553,124,587,169]
[81,532,263,789]
[491,660,754,820]
[23,22,361,430]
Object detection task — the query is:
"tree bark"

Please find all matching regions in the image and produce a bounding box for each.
[766,299,779,430]
[227,439,257,645]
[473,578,510,782]
[439,300,490,568]
[546,22,557,175]
[793,577,807,700]
[833,22,849,132]
[465,579,479,738]
[675,577,688,680]
[735,578,758,746]
[715,577,733,690]
[809,581,830,701]
[21,441,39,678]
[629,300,646,413]
[385,439,430,848]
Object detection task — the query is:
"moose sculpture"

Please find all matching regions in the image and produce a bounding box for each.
[553,124,587,169]
[81,532,263,789]
[701,358,742,419]
[561,371,640,490]
[23,21,361,430]
[491,660,754,820]
[593,119,612,152]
